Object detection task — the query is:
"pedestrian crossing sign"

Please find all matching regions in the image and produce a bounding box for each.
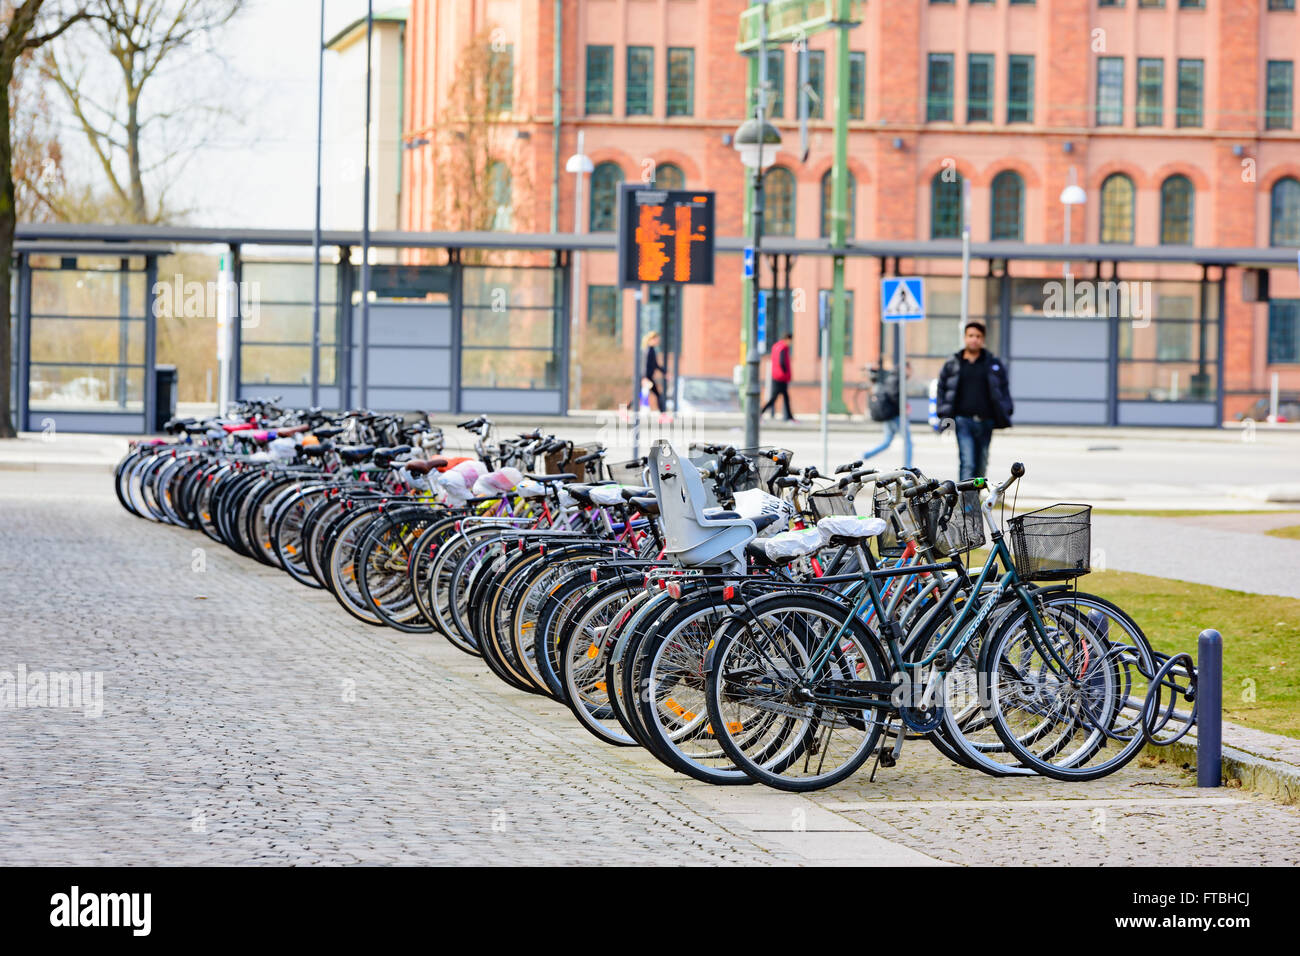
[881,277,925,322]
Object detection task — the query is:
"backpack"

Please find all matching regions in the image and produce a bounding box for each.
[868,372,899,422]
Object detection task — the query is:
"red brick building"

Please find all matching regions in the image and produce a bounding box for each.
[400,0,1300,422]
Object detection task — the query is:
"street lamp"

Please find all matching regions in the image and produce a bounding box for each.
[1060,170,1086,279]
[565,133,594,408]
[733,116,782,450]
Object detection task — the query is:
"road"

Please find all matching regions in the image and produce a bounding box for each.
[2,469,1299,866]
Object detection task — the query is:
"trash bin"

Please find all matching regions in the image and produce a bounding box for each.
[154,365,178,432]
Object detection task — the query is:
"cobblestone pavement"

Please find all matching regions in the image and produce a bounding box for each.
[2,471,1299,866]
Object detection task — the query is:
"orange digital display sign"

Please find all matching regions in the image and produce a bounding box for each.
[617,186,715,287]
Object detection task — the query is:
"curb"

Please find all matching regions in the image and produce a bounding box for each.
[0,461,117,474]
[1144,738,1300,806]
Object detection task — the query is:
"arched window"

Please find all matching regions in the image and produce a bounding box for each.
[765,167,796,236]
[488,161,512,231]
[930,171,963,239]
[1159,174,1194,245]
[990,170,1024,241]
[1271,176,1300,247]
[653,162,684,190]
[1099,173,1135,243]
[820,169,856,238]
[590,162,623,232]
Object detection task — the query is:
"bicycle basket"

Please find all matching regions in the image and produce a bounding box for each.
[546,444,595,482]
[607,457,648,486]
[918,488,986,557]
[809,486,857,519]
[872,489,905,557]
[740,447,792,492]
[1008,504,1092,580]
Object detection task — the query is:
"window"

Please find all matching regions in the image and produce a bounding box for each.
[927,53,954,121]
[1136,58,1163,126]
[1269,300,1300,364]
[585,45,613,115]
[931,171,964,239]
[627,46,653,116]
[1096,57,1124,125]
[820,170,856,238]
[1180,0,1205,7]
[806,50,825,119]
[766,167,796,236]
[848,52,866,120]
[967,53,994,122]
[1099,0,1121,6]
[1138,0,1164,7]
[1176,59,1203,127]
[654,162,684,190]
[764,49,784,117]
[1008,55,1034,123]
[588,285,621,339]
[1100,173,1135,243]
[1266,60,1293,130]
[1268,1,1295,11]
[488,161,512,230]
[991,170,1024,240]
[1159,175,1194,244]
[1272,177,1300,246]
[667,47,694,116]
[590,162,623,232]
[817,290,854,358]
[488,45,514,112]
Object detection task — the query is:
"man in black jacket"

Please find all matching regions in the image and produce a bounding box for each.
[935,321,1014,480]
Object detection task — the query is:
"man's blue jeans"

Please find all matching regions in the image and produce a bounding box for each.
[862,417,899,460]
[954,416,994,480]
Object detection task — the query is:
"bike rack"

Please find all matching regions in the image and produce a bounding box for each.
[1138,628,1221,788]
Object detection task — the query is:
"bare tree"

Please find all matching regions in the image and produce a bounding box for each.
[1,0,89,438]
[436,28,530,262]
[10,46,65,220]
[44,0,242,224]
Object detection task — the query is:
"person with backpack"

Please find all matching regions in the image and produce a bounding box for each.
[761,332,796,422]
[863,362,908,460]
[935,321,1014,480]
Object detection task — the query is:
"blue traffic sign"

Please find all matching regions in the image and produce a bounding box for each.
[881,276,925,323]
[743,246,755,279]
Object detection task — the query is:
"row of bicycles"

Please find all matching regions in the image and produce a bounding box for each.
[115,401,1199,792]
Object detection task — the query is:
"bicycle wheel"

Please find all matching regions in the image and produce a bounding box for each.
[705,591,890,792]
[982,590,1155,781]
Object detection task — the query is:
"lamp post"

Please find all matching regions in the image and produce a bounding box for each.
[565,133,594,409]
[734,115,781,451]
[1060,168,1086,279]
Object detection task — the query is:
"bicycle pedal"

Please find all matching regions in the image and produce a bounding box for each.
[878,749,897,769]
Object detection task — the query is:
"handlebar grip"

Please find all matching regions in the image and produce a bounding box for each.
[938,480,957,498]
[1010,462,1025,478]
[834,460,861,474]
[573,451,602,464]
[774,475,801,489]
[955,477,986,492]
[902,478,939,499]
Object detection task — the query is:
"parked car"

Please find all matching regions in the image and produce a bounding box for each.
[674,376,741,414]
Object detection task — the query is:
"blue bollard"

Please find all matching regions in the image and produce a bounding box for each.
[1197,629,1222,788]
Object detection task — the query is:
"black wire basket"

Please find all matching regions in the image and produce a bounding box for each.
[917,488,987,557]
[1008,503,1092,580]
[872,488,906,557]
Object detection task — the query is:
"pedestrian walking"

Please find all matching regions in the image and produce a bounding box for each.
[935,321,1014,480]
[642,331,665,413]
[862,362,909,460]
[761,332,796,422]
